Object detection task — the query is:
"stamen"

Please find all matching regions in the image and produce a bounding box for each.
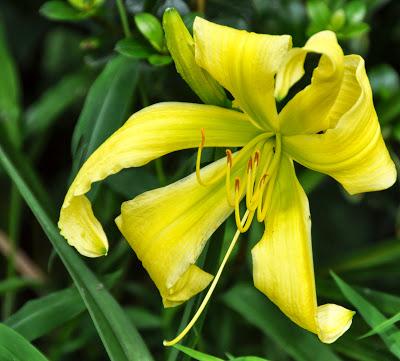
[196,128,208,186]
[163,210,250,347]
[225,149,235,206]
[195,128,225,187]
[254,150,260,166]
[235,178,254,233]
[257,135,282,222]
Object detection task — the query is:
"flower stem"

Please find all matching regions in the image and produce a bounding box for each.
[115,0,131,38]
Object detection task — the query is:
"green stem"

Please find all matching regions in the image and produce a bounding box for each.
[2,184,22,318]
[115,0,131,38]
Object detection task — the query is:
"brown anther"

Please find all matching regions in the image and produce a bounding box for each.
[260,174,267,184]
[235,177,240,192]
[254,150,260,165]
[247,158,253,173]
[226,149,233,167]
[200,128,205,147]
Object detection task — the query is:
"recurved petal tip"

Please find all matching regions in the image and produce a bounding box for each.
[317,304,355,344]
[59,195,109,258]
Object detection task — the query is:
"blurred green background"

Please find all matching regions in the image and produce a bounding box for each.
[0,0,399,360]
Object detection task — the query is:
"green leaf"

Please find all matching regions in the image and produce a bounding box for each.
[148,54,172,66]
[5,287,84,341]
[345,0,367,23]
[0,21,21,146]
[360,312,400,339]
[39,1,93,21]
[222,284,342,361]
[5,272,123,341]
[230,356,268,361]
[331,272,400,358]
[339,22,370,39]
[331,238,400,272]
[24,71,91,137]
[173,344,224,361]
[125,307,162,330]
[298,168,325,194]
[115,38,154,59]
[377,90,400,125]
[71,55,139,171]
[0,277,39,294]
[307,0,331,28]
[134,13,165,52]
[368,64,399,100]
[0,131,153,361]
[0,324,49,361]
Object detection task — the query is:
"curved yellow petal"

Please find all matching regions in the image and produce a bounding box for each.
[283,55,396,194]
[163,8,228,107]
[252,154,354,343]
[59,102,262,257]
[115,150,250,307]
[277,31,344,135]
[193,17,292,131]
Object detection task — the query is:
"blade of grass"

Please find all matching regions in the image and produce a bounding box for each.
[5,271,123,341]
[331,272,400,358]
[222,284,342,361]
[0,277,39,294]
[173,344,224,361]
[24,71,91,137]
[71,55,138,174]
[0,324,49,361]
[0,20,23,319]
[0,129,153,361]
[360,313,400,339]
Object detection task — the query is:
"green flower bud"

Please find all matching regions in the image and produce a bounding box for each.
[68,0,104,11]
[163,8,228,107]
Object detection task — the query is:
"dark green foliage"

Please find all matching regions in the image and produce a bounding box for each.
[0,0,399,360]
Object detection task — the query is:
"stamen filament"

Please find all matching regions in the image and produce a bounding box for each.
[225,149,235,206]
[163,210,250,347]
[257,134,282,222]
[235,177,254,232]
[196,128,209,186]
[196,131,272,187]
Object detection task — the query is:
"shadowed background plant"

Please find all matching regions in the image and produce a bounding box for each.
[0,0,399,360]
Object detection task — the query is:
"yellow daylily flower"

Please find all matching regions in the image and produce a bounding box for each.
[58,16,396,345]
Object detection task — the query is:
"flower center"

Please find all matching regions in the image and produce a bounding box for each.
[196,130,281,232]
[163,131,281,347]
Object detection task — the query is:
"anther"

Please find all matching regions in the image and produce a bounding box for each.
[226,149,233,168]
[235,177,240,193]
[254,150,260,166]
[247,158,253,173]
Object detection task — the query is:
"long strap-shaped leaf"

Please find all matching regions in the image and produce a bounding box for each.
[0,130,153,361]
[0,324,49,361]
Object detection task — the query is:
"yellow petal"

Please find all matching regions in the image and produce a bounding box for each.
[317,304,355,343]
[283,55,396,194]
[252,154,354,342]
[115,150,250,307]
[194,17,292,131]
[163,8,228,107]
[59,102,262,257]
[277,31,344,135]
